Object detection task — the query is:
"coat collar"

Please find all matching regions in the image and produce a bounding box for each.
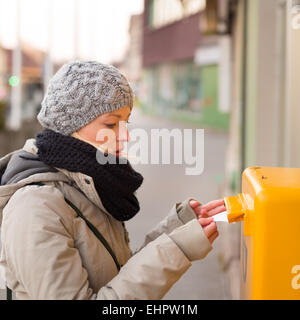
[22,138,111,216]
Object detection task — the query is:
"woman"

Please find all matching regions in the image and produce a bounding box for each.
[0,61,225,300]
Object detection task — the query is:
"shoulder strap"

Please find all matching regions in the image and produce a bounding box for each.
[6,287,12,300]
[63,196,121,272]
[6,181,121,300]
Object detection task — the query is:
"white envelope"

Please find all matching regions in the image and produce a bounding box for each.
[213,210,229,223]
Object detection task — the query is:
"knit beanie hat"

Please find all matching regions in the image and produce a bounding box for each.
[37,61,134,136]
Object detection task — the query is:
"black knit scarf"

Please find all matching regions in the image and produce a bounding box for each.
[35,129,144,221]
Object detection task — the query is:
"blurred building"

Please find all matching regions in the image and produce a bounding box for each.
[0,46,8,130]
[116,13,144,106]
[0,43,63,128]
[224,0,300,192]
[0,46,8,98]
[123,14,143,85]
[0,43,63,155]
[241,0,300,170]
[140,0,233,131]
[6,43,45,121]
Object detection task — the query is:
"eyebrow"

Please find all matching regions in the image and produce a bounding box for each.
[106,114,121,118]
[105,112,131,119]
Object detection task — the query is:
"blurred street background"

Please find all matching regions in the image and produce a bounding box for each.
[0,0,300,300]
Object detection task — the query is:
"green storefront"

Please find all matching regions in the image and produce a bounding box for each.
[140,60,230,131]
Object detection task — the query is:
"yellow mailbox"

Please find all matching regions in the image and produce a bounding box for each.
[224,166,300,300]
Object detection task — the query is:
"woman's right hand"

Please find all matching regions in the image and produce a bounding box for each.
[198,217,219,244]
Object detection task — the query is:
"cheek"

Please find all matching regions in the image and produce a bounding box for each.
[78,122,119,147]
[77,123,102,142]
[96,127,119,146]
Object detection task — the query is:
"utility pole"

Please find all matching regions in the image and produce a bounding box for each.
[43,0,54,94]
[8,0,22,130]
[74,0,80,60]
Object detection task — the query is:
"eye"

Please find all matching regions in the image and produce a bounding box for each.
[105,120,131,128]
[105,123,116,128]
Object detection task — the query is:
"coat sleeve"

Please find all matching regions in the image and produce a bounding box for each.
[104,219,212,299]
[132,196,200,254]
[2,187,212,300]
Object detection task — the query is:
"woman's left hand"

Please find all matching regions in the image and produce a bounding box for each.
[189,199,226,220]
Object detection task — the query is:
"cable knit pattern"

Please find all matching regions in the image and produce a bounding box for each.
[37,61,134,136]
[35,129,144,221]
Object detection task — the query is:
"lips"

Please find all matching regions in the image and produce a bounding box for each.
[115,149,122,156]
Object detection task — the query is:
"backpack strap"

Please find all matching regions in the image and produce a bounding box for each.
[6,181,121,300]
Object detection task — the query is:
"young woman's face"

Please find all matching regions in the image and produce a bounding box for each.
[75,106,131,156]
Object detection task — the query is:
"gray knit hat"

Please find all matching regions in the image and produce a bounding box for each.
[37,61,134,135]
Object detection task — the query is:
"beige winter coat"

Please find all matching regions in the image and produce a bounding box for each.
[0,138,212,300]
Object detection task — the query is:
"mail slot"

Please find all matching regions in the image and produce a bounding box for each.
[224,166,300,300]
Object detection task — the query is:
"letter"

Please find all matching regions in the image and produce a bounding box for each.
[184,129,204,176]
[153,304,162,314]
[188,305,198,314]
[112,306,118,315]
[150,128,182,165]
[162,305,169,313]
[130,307,137,318]
[291,265,300,290]
[102,307,108,315]
[96,128,117,164]
[147,305,153,314]
[169,305,181,314]
[128,128,148,164]
[120,307,129,315]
